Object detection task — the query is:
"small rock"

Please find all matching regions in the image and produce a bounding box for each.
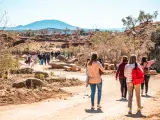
[26,78,43,89]
[64,98,67,100]
[12,81,26,88]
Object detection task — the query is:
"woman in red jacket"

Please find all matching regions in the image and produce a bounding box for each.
[116,56,128,100]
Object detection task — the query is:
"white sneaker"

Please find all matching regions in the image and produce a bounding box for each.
[141,90,144,96]
[128,108,132,114]
[123,97,127,100]
[120,97,123,100]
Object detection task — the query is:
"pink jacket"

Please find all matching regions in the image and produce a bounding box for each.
[87,61,105,84]
[141,60,155,69]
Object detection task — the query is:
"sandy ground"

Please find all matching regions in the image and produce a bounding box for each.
[1,62,160,120]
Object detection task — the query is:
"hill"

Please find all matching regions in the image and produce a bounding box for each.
[1,19,123,31]
[4,20,78,30]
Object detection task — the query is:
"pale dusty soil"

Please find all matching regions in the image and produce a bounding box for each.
[0,62,83,106]
[0,72,160,120]
[0,61,160,120]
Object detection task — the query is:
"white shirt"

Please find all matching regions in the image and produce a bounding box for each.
[124,63,143,83]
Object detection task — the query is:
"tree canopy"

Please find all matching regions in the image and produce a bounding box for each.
[138,10,158,23]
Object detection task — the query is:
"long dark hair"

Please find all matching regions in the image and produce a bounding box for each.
[88,53,98,65]
[141,57,147,66]
[122,56,128,63]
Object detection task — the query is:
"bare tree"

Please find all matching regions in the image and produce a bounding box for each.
[0,10,19,77]
[63,27,70,36]
[122,16,138,31]
[138,10,145,23]
[138,10,158,24]
[39,29,49,35]
[0,10,8,30]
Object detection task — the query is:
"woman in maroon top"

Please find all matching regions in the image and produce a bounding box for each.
[116,56,128,100]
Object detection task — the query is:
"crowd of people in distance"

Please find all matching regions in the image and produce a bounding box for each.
[25,50,74,66]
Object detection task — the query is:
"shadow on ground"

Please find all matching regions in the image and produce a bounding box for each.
[125,111,146,118]
[85,108,103,113]
[142,95,154,98]
[116,99,128,102]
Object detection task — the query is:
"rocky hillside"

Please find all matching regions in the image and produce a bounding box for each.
[89,21,160,70]
[125,22,160,69]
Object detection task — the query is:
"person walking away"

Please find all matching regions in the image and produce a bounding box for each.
[46,53,51,65]
[87,53,107,109]
[37,54,41,65]
[51,51,54,60]
[141,57,156,96]
[38,54,43,65]
[40,54,43,65]
[124,54,144,114]
[27,54,32,66]
[32,49,37,61]
[116,56,128,100]
[43,53,47,65]
[31,49,37,67]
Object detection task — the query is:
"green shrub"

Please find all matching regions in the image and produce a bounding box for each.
[2,74,7,79]
[35,74,45,80]
[0,51,19,74]
[50,72,54,77]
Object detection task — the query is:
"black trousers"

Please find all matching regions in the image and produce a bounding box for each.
[119,78,127,98]
[141,75,150,94]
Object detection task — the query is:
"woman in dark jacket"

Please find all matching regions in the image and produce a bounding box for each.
[116,56,128,100]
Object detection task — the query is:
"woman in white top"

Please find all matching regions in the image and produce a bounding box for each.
[124,54,143,114]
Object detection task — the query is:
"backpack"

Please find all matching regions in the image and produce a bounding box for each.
[143,62,150,75]
[132,63,144,85]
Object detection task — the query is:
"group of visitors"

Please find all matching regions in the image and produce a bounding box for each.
[51,51,73,59]
[37,52,51,65]
[25,50,51,66]
[25,50,74,66]
[86,53,155,115]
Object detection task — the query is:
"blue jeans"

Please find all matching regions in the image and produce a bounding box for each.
[90,82,102,106]
[40,59,43,65]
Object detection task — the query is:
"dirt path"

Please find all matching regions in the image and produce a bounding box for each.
[1,62,160,120]
[0,72,160,120]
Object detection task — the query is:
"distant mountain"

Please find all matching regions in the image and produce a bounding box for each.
[1,19,123,32]
[3,20,78,30]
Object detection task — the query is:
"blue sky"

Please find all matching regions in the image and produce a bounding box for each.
[0,0,160,28]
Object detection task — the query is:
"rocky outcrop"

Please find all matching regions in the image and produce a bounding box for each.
[49,63,68,69]
[149,29,160,70]
[10,67,34,74]
[56,55,68,62]
[12,78,43,89]
[12,81,26,88]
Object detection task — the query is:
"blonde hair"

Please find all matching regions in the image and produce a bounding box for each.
[129,54,137,64]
